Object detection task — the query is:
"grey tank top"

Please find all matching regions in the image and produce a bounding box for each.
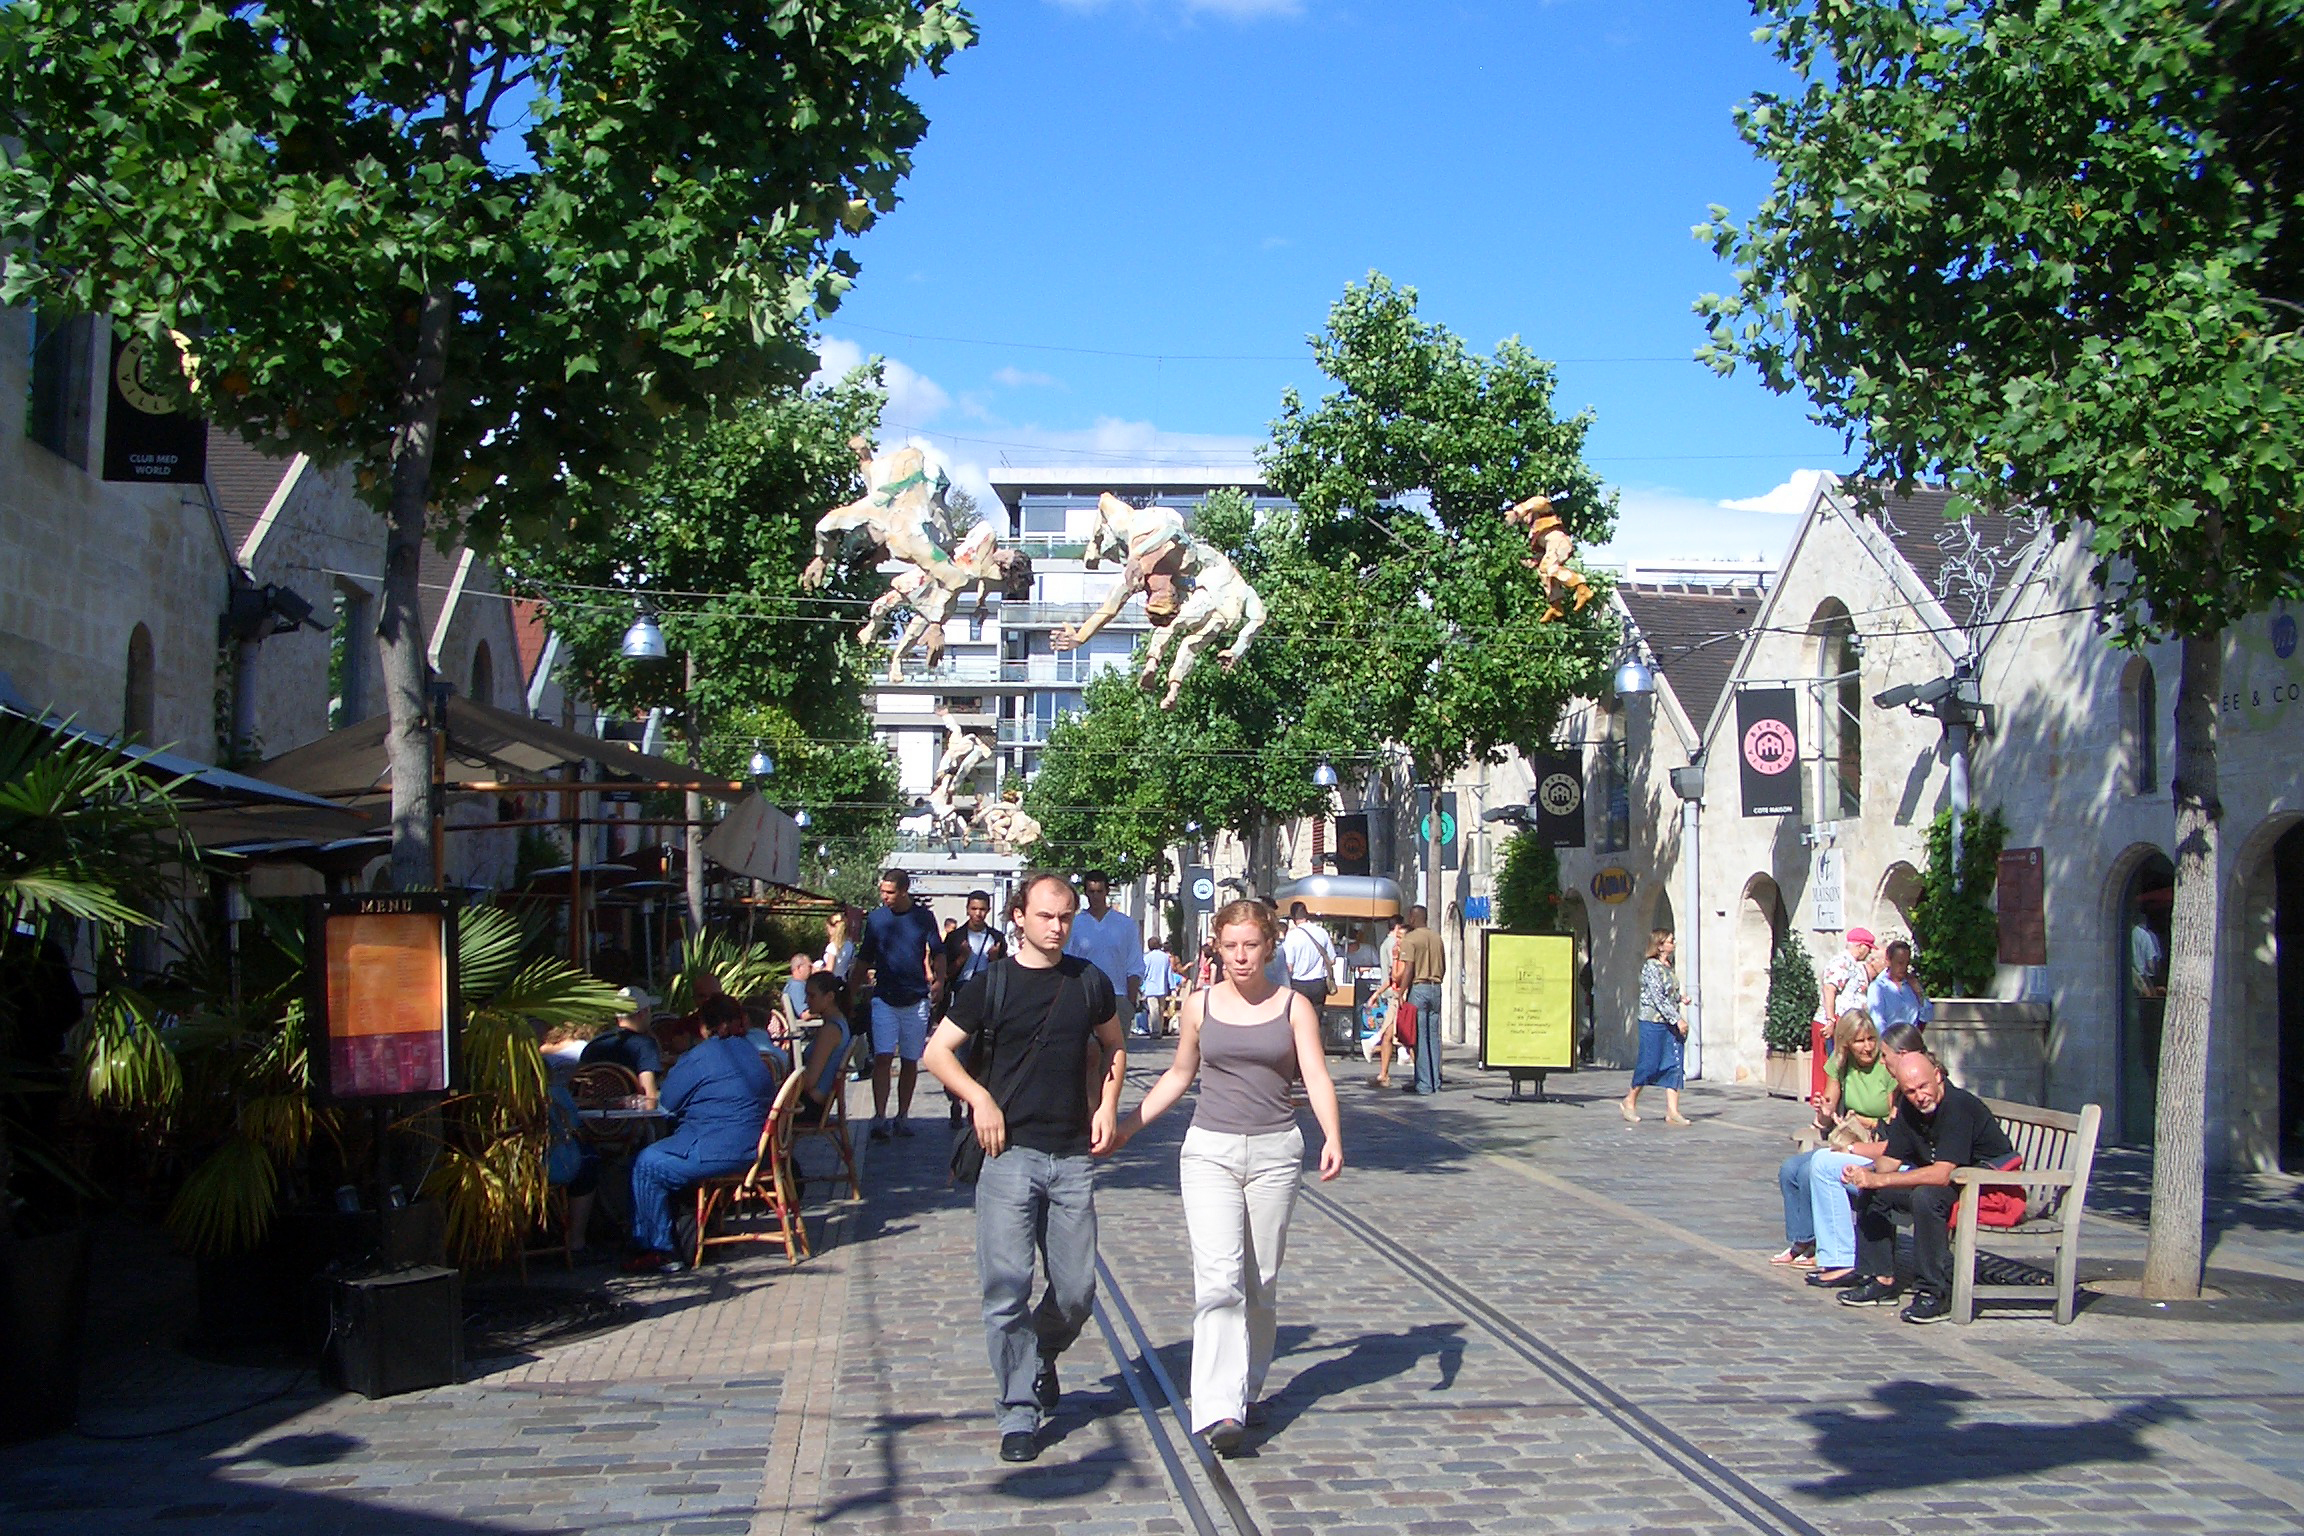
[1192,1002,1300,1136]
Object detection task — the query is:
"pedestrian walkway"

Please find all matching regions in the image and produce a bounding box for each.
[7,1045,2304,1536]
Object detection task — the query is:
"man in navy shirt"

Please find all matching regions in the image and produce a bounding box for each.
[858,867,945,1141]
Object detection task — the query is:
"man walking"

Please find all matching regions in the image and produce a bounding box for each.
[1395,905,1447,1095]
[943,888,1008,994]
[1064,870,1144,1037]
[857,868,944,1142]
[924,872,1126,1464]
[1279,902,1337,1015]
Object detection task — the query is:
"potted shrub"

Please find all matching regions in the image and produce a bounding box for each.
[1763,932,1820,1098]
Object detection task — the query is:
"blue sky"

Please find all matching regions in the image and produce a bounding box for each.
[815,0,1853,568]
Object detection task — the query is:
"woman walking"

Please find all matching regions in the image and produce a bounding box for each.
[1622,929,1691,1125]
[1117,900,1344,1453]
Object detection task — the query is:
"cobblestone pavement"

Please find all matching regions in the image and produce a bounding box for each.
[6,1045,2303,1536]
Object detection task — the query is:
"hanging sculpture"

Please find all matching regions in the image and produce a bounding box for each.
[802,437,1032,681]
[931,703,994,798]
[1503,491,1594,623]
[975,790,1042,856]
[1052,493,1268,710]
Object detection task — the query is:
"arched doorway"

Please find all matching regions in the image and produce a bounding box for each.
[1876,861,1923,942]
[1559,894,1595,1063]
[2118,853,2175,1144]
[123,622,155,741]
[1736,873,1788,1055]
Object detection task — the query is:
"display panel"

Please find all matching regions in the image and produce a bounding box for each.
[1480,932,1577,1071]
[310,896,459,1100]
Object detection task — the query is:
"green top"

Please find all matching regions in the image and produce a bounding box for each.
[1830,1053,1894,1120]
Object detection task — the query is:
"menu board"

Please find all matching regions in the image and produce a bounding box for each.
[1481,932,1577,1071]
[311,897,459,1100]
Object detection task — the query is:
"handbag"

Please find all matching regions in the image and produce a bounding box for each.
[949,963,1071,1185]
[1948,1150,2028,1229]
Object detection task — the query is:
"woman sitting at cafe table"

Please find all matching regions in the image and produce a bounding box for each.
[623,993,777,1274]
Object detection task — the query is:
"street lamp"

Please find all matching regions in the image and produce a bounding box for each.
[747,741,775,778]
[1613,657,1656,700]
[793,808,812,829]
[1311,760,1340,789]
[620,606,669,662]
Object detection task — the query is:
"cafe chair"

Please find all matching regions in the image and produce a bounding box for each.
[692,1069,811,1269]
[569,1062,641,1108]
[792,1072,862,1202]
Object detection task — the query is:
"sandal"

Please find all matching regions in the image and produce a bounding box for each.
[1620,1101,1641,1124]
[1665,1113,1693,1127]
[1769,1245,1816,1267]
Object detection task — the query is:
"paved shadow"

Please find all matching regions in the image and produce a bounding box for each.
[1230,1320,1468,1454]
[1794,1379,2189,1498]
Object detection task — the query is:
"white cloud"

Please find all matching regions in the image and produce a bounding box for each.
[812,336,952,424]
[990,365,1064,390]
[1719,467,1834,516]
[1588,483,1801,571]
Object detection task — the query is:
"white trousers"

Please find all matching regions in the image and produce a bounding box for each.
[1178,1123,1305,1431]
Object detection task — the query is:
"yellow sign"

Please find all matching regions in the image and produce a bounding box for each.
[1591,866,1635,904]
[1481,932,1576,1070]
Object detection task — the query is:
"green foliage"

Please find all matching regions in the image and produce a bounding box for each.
[1698,0,2304,641]
[1494,834,1563,935]
[1764,932,1819,1054]
[506,378,899,869]
[662,933,789,1013]
[0,715,189,937]
[0,1,976,540]
[1911,806,2008,998]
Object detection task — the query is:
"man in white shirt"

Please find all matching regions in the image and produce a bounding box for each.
[1279,902,1339,1013]
[1139,936,1178,1037]
[1064,870,1144,1030]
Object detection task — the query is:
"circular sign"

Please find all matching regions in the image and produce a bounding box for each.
[1590,866,1636,905]
[113,334,178,416]
[1190,875,1215,903]
[1419,810,1459,844]
[1742,718,1797,777]
[1336,826,1369,864]
[1537,772,1582,817]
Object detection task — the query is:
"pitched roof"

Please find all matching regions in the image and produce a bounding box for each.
[1619,583,1767,737]
[509,598,551,687]
[1845,485,2044,632]
[205,425,300,561]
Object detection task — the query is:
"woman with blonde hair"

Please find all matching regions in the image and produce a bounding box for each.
[1772,1008,1893,1276]
[1117,899,1344,1454]
[821,907,858,983]
[1621,928,1690,1125]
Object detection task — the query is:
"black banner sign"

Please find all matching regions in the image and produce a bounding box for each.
[1736,688,1802,817]
[1532,752,1587,849]
[102,332,207,483]
[1334,813,1370,876]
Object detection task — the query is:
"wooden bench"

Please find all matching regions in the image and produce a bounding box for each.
[1952,1097,2102,1325]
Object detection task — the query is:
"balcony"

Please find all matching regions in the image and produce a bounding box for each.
[997,718,1059,746]
[1000,600,1149,631]
[869,658,1007,688]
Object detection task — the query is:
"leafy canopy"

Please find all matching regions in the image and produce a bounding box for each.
[502,370,898,863]
[0,0,975,540]
[1698,0,2304,638]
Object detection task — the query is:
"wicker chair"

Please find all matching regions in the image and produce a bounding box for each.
[691,1068,812,1269]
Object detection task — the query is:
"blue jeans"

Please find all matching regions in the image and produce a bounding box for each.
[1630,1019,1684,1090]
[1778,1148,1871,1267]
[1409,983,1444,1093]
[630,1131,756,1255]
[976,1146,1098,1434]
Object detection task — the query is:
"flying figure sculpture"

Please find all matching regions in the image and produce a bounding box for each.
[1503,490,1594,623]
[975,790,1043,856]
[1051,492,1267,710]
[803,437,1032,682]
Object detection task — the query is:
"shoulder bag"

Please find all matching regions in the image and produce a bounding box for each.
[949,962,1071,1185]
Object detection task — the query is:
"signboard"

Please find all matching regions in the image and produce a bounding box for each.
[1811,843,1845,931]
[1997,846,2047,965]
[1334,813,1370,877]
[2220,605,2303,735]
[308,894,460,1102]
[1590,866,1635,905]
[1417,791,1460,872]
[702,791,800,886]
[1480,931,1576,1071]
[1736,688,1802,817]
[101,332,207,483]
[1181,864,1215,945]
[1533,752,1586,849]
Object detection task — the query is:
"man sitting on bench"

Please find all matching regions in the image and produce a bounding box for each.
[1836,1047,2015,1325]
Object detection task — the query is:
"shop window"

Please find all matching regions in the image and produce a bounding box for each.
[2124,657,2158,796]
[123,623,155,742]
[1813,600,1861,819]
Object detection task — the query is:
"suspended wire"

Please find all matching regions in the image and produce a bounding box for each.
[833,319,1700,367]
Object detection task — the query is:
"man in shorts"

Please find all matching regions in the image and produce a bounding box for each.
[857,867,944,1142]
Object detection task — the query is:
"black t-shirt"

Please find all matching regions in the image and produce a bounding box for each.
[579,1028,663,1079]
[945,956,1117,1157]
[1885,1083,2014,1170]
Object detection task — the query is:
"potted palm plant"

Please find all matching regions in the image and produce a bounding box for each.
[0,714,191,1440]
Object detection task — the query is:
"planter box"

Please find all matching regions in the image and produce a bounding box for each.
[1763,1049,1812,1100]
[1928,999,2051,1104]
[0,1225,91,1443]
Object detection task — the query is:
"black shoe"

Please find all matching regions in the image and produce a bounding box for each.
[1838,1279,1901,1308]
[999,1431,1039,1463]
[1033,1355,1060,1412]
[1244,1400,1269,1427]
[893,1118,916,1139]
[869,1120,892,1143]
[1204,1418,1245,1455]
[1900,1289,1952,1325]
[1805,1268,1865,1289]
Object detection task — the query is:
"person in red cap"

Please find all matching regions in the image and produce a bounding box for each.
[1819,929,1877,1028]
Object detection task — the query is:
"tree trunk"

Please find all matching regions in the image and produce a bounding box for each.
[685,653,706,934]
[379,286,456,891]
[2143,627,2223,1300]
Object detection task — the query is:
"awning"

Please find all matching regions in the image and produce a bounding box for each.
[1271,874,1404,920]
[251,694,748,804]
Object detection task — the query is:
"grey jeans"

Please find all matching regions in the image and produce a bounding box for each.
[975,1145,1098,1433]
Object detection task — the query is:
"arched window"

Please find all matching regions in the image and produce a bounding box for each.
[1812,601,1861,819]
[123,623,155,742]
[470,641,495,709]
[2124,657,2158,796]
